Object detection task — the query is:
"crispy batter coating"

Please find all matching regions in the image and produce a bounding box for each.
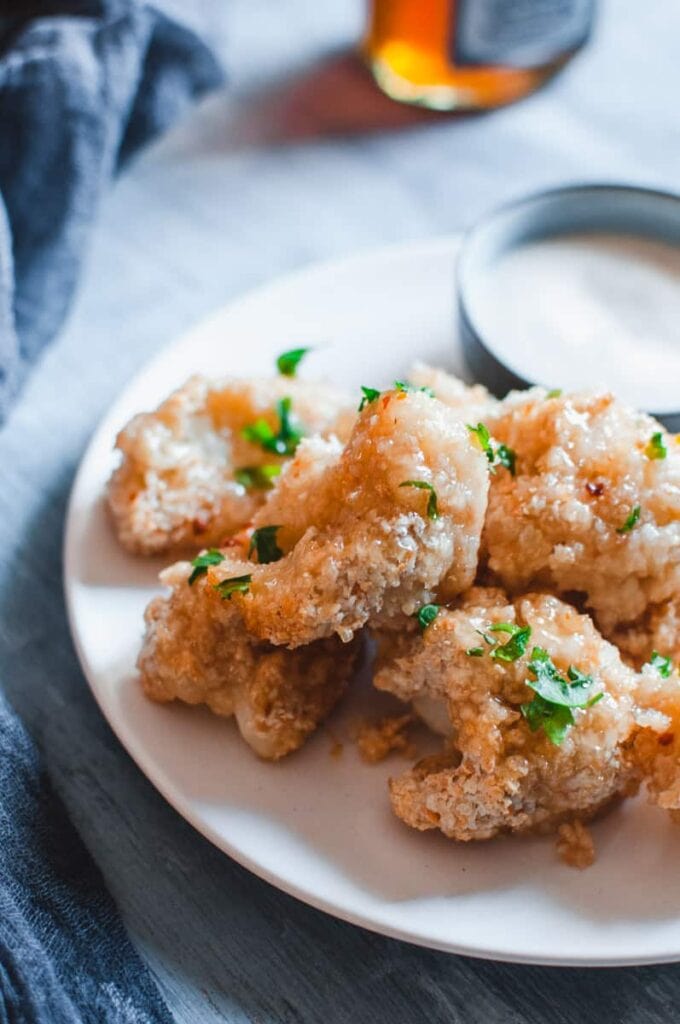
[408,362,498,423]
[555,820,595,869]
[108,374,353,556]
[138,557,360,759]
[609,597,680,668]
[484,389,680,635]
[250,435,343,551]
[633,661,680,821]
[355,714,416,764]
[235,388,490,647]
[375,588,664,841]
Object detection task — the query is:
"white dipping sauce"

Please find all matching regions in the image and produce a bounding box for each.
[473,233,680,411]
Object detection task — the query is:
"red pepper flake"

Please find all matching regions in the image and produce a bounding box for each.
[659,732,675,747]
[586,481,605,497]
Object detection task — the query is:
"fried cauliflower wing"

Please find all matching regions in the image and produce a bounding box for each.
[138,557,360,759]
[633,659,680,820]
[484,389,680,636]
[375,588,665,842]
[408,362,498,423]
[234,388,490,647]
[609,596,680,668]
[107,374,353,556]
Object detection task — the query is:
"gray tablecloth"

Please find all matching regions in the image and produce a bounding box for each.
[2,0,679,1020]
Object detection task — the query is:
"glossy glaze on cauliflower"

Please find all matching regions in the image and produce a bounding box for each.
[375,587,665,842]
[108,374,354,556]
[138,556,360,759]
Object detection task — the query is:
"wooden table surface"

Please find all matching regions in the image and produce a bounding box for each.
[2,1,680,1019]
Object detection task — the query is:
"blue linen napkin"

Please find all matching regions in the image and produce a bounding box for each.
[0,0,224,423]
[0,3,222,1019]
[0,691,175,1023]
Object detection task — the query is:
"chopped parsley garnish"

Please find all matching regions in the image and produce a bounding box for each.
[645,432,667,461]
[546,388,562,399]
[496,444,516,476]
[234,464,282,490]
[188,549,224,585]
[394,380,435,398]
[358,386,381,411]
[520,646,603,745]
[649,650,673,678]
[248,525,283,564]
[213,574,252,600]
[242,396,303,456]
[467,422,494,463]
[415,604,440,631]
[617,505,641,534]
[488,622,531,663]
[466,422,516,475]
[276,347,310,377]
[469,622,531,662]
[399,480,438,519]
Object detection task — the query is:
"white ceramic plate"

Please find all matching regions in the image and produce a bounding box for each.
[64,237,680,967]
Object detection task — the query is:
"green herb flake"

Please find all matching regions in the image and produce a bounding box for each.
[213,574,252,600]
[242,396,303,456]
[520,696,574,746]
[466,647,485,657]
[496,444,517,476]
[546,388,562,399]
[520,646,603,745]
[649,650,673,678]
[489,623,531,663]
[276,347,310,377]
[358,386,381,411]
[617,505,641,535]
[645,432,667,461]
[466,423,515,474]
[399,480,439,519]
[416,604,440,632]
[394,380,435,398]
[234,464,282,490]
[188,549,224,585]
[466,422,494,464]
[248,525,283,565]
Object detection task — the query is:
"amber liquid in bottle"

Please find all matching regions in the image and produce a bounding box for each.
[363,0,593,111]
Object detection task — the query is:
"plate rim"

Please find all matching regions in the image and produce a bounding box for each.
[63,235,680,968]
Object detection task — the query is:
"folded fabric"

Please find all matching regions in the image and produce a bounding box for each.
[0,690,175,1023]
[0,0,224,423]
[0,3,222,1018]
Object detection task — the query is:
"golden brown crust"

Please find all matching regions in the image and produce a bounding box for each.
[108,375,353,556]
[235,388,490,647]
[138,558,360,759]
[484,389,680,635]
[555,820,595,869]
[378,588,658,842]
[632,662,680,818]
[608,597,680,668]
[355,714,415,764]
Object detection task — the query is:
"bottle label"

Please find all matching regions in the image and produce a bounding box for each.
[452,0,594,69]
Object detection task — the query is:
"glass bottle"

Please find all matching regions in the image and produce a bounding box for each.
[363,0,595,111]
